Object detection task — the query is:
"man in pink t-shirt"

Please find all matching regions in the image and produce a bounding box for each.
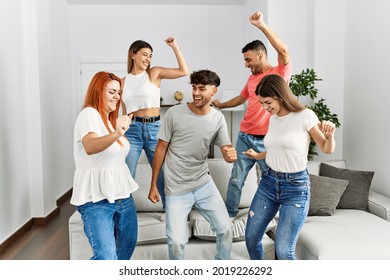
[212,11,292,217]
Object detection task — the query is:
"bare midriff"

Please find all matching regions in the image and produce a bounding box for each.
[132,107,160,117]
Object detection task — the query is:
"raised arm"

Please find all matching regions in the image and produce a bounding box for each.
[250,11,290,66]
[150,36,190,82]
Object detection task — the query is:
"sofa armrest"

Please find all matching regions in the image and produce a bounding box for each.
[368,191,390,221]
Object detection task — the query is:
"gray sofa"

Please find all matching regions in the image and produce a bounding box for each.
[296,160,390,260]
[69,158,390,260]
[69,158,276,260]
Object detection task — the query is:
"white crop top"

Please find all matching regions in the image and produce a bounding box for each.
[122,71,160,113]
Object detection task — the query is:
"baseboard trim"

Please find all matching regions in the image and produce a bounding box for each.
[57,188,73,206]
[0,219,34,255]
[0,188,73,254]
[33,206,61,226]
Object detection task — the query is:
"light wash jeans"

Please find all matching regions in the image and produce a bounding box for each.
[225,131,267,217]
[125,120,165,208]
[245,166,310,260]
[77,196,138,260]
[166,180,233,260]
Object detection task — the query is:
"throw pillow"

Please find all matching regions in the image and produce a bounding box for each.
[189,208,277,242]
[308,174,349,216]
[319,163,375,210]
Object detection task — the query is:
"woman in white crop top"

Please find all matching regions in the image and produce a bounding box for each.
[243,74,336,260]
[122,37,189,209]
[72,71,139,260]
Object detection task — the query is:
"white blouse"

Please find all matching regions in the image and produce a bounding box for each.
[71,107,138,206]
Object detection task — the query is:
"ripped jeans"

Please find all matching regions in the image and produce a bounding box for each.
[245,166,310,260]
[225,131,267,217]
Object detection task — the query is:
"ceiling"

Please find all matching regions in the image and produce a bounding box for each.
[65,0,246,5]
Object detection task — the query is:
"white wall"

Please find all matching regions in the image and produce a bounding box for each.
[68,4,246,113]
[0,0,74,244]
[0,0,32,243]
[37,0,74,215]
[343,0,390,197]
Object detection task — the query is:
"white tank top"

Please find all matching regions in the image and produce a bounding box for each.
[122,71,160,113]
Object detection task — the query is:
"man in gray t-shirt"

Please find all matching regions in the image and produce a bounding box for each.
[149,69,237,260]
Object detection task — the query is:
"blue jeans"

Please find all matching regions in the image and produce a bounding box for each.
[77,196,138,260]
[125,120,165,208]
[245,166,310,260]
[225,131,267,217]
[166,180,232,260]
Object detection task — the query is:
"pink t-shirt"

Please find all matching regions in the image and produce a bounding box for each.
[240,61,292,135]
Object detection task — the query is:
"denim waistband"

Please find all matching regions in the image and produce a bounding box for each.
[248,134,265,139]
[265,166,308,179]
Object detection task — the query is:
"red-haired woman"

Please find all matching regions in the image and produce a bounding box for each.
[71,71,139,260]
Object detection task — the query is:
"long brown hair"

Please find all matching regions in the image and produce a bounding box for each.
[256,74,305,112]
[83,71,123,145]
[127,40,153,74]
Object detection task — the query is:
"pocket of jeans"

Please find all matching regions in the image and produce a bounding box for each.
[153,121,161,128]
[288,175,308,186]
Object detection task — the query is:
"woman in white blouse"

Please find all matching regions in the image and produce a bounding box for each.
[244,74,336,260]
[71,71,139,260]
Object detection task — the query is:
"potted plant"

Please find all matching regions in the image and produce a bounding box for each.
[289,68,341,160]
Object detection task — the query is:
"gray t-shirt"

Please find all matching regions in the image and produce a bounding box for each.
[158,103,231,195]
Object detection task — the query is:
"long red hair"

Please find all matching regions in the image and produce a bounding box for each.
[82,71,123,146]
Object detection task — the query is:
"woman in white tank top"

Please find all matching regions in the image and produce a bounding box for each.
[121,37,189,209]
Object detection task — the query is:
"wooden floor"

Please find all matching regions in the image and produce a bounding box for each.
[0,198,76,260]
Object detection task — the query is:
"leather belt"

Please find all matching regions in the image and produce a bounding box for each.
[132,116,160,123]
[249,134,265,139]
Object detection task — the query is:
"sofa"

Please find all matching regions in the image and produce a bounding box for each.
[69,158,390,260]
[69,157,276,260]
[294,160,390,260]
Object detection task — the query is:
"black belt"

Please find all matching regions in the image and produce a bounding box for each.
[249,134,265,139]
[132,116,160,123]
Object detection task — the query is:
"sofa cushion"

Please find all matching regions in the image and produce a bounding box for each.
[137,212,192,245]
[137,212,167,245]
[132,163,164,212]
[296,209,390,260]
[207,159,258,209]
[189,208,277,241]
[308,174,349,216]
[319,163,374,210]
[307,160,347,175]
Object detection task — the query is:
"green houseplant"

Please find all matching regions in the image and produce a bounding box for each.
[289,68,341,160]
